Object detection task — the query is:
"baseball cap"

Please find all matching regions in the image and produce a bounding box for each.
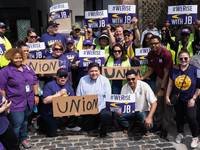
[66,37,74,44]
[57,68,68,76]
[87,28,92,32]
[48,21,60,28]
[123,29,133,35]
[83,40,93,46]
[72,23,81,30]
[0,22,6,28]
[181,28,190,35]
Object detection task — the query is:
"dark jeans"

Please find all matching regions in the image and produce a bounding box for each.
[174,100,199,137]
[0,123,20,150]
[82,108,112,134]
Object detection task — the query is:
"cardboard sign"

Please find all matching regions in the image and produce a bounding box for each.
[106,94,135,113]
[79,50,105,67]
[168,5,197,25]
[85,10,108,28]
[108,5,136,24]
[52,95,99,117]
[102,67,142,80]
[50,3,70,20]
[27,42,45,59]
[135,48,151,65]
[0,38,6,55]
[23,59,59,74]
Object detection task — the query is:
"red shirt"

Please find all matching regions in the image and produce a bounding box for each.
[148,47,173,79]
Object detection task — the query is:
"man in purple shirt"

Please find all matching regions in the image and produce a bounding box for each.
[141,35,173,138]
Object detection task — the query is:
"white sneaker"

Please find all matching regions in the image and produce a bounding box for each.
[175,134,184,143]
[65,126,81,131]
[191,137,199,148]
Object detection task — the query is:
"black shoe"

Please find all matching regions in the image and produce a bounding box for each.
[100,132,107,138]
[151,124,162,132]
[160,128,168,138]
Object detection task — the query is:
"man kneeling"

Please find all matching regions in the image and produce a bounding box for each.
[115,70,157,135]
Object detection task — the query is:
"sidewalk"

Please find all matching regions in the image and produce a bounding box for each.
[20,117,199,150]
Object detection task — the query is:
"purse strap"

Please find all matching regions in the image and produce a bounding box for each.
[177,65,191,97]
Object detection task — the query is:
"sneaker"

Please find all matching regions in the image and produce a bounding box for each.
[175,134,184,143]
[65,126,81,131]
[191,137,199,148]
[21,139,31,149]
[33,115,40,130]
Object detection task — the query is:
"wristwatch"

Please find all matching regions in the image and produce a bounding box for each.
[161,88,164,91]
[34,94,39,97]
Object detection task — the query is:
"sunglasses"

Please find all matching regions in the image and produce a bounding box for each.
[179,57,188,61]
[54,48,63,51]
[75,29,80,32]
[127,78,135,82]
[59,75,68,78]
[84,44,92,47]
[161,30,166,32]
[124,34,131,37]
[113,50,122,53]
[30,36,37,39]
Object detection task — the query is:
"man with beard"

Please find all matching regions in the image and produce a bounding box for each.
[0,22,12,69]
[140,35,173,138]
[41,21,65,57]
[166,21,200,64]
[115,26,124,45]
[115,70,157,135]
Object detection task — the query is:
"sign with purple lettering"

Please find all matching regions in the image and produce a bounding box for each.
[135,48,151,65]
[85,10,108,28]
[27,42,45,59]
[79,50,105,67]
[106,94,135,114]
[50,3,69,20]
[0,38,6,55]
[168,5,197,25]
[108,5,136,24]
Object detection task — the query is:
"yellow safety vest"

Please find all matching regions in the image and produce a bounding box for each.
[106,56,131,86]
[189,33,194,42]
[176,41,193,64]
[70,35,85,50]
[0,36,12,68]
[95,45,110,59]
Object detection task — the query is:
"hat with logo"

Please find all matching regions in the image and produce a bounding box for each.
[48,21,60,28]
[66,37,74,44]
[0,22,6,28]
[181,28,191,35]
[123,29,133,35]
[83,39,93,46]
[57,68,68,76]
[72,23,81,30]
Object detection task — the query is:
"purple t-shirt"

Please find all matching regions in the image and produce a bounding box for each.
[0,63,38,112]
[115,39,124,44]
[40,80,74,121]
[40,33,65,56]
[0,93,9,135]
[112,58,133,88]
[63,51,78,65]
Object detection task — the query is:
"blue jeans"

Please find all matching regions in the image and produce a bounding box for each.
[8,104,32,142]
[144,80,156,94]
[111,85,121,94]
[114,111,153,132]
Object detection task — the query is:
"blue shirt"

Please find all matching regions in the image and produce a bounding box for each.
[0,93,9,135]
[169,65,200,102]
[40,80,75,121]
[76,74,111,112]
[40,33,65,56]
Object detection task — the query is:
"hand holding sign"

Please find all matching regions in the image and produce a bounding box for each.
[58,89,67,96]
[131,17,138,24]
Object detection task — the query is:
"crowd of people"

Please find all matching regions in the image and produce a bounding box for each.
[0,14,200,149]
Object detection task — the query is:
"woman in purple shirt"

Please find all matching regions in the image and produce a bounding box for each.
[0,92,20,150]
[0,48,38,149]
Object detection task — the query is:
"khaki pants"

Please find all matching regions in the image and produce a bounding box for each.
[155,76,172,131]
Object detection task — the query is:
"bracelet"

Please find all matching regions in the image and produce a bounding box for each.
[161,88,164,91]
[134,27,138,30]
[192,97,196,100]
[34,94,39,97]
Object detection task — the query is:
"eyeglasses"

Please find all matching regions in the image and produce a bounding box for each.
[179,57,188,61]
[87,31,91,33]
[150,42,159,45]
[59,75,68,78]
[124,34,131,37]
[113,50,122,53]
[30,36,37,39]
[127,78,135,82]
[54,48,63,51]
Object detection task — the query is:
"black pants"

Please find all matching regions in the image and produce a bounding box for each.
[174,100,199,137]
[82,108,112,134]
[0,123,20,150]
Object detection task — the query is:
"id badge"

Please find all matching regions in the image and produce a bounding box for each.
[26,84,30,93]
